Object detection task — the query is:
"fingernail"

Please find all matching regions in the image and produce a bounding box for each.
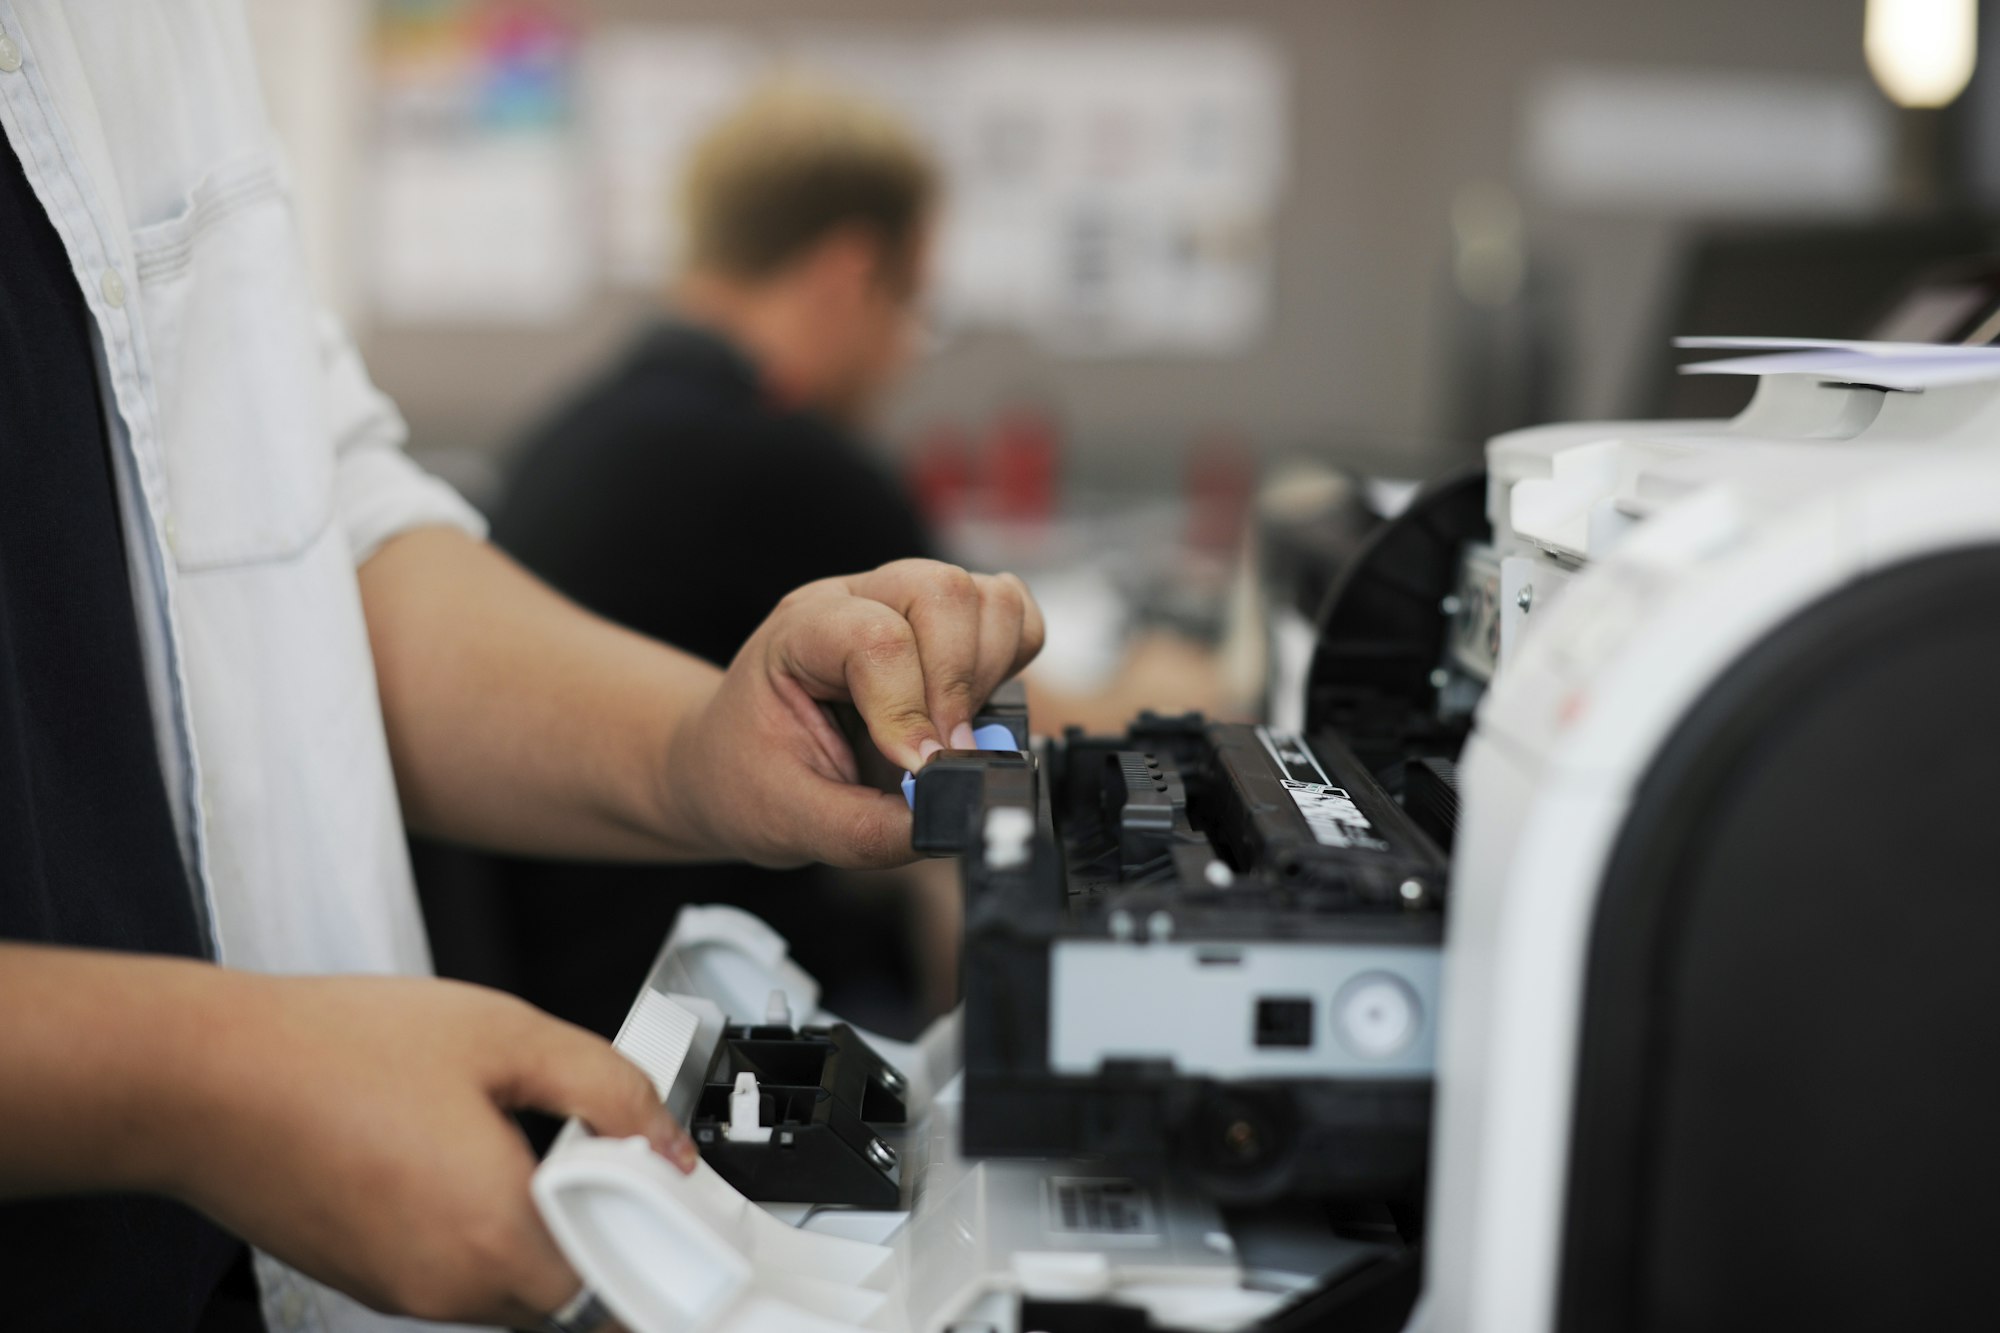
[917,738,944,764]
[950,723,976,750]
[651,1113,700,1174]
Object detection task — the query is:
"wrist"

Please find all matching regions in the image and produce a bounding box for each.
[128,962,272,1201]
[651,667,731,859]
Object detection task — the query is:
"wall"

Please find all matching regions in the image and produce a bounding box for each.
[246,0,372,321]
[300,0,1884,496]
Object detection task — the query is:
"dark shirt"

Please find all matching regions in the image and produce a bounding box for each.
[497,324,932,666]
[472,324,932,1041]
[0,128,259,1330]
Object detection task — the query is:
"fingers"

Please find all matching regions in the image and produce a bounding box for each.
[1007,571,1048,673]
[744,559,1046,857]
[484,1208,587,1326]
[773,584,941,770]
[836,560,1045,755]
[796,779,921,870]
[494,1005,698,1174]
[849,560,986,746]
[967,572,1045,710]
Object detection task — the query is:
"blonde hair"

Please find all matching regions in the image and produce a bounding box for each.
[678,78,939,283]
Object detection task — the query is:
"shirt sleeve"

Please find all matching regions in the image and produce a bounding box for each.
[318,309,488,564]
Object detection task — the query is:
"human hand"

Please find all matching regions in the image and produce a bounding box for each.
[665,558,1044,868]
[160,973,689,1324]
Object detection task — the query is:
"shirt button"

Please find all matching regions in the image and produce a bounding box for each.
[100,267,126,308]
[0,37,20,74]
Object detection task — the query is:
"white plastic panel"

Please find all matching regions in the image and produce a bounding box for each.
[1049,940,1439,1079]
[1428,366,2000,1333]
[648,905,822,1026]
[535,1139,897,1333]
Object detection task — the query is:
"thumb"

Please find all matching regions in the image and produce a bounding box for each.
[501,1015,699,1173]
[794,778,916,870]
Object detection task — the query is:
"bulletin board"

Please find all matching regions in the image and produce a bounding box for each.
[365,4,1289,357]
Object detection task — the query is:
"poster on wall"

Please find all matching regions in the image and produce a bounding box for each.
[570,22,1289,356]
[580,27,764,288]
[364,10,1288,351]
[933,27,1288,355]
[367,1,593,324]
[1524,66,1893,215]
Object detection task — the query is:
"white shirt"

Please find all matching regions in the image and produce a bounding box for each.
[0,4,490,1329]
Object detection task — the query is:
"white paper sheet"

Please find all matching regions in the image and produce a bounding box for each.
[1679,346,2000,389]
[1675,335,1996,355]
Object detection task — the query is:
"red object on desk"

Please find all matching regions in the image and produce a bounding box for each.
[908,422,975,529]
[1186,431,1255,553]
[985,407,1061,524]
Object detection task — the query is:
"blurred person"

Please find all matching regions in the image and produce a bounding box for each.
[0,12,1041,1333]
[472,81,1244,1037]
[476,81,947,1042]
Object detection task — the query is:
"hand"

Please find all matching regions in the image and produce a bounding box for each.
[161,972,692,1324]
[666,559,1045,868]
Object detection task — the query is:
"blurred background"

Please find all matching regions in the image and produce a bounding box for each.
[243,0,2000,1037]
[251,0,2000,482]
[249,0,2000,686]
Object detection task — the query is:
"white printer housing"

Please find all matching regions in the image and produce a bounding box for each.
[1426,356,2000,1332]
[535,344,2000,1333]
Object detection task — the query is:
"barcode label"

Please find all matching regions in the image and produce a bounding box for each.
[1045,1178,1158,1236]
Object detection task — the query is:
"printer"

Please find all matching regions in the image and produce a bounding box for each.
[531,339,2000,1333]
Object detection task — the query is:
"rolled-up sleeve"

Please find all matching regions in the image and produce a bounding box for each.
[318,310,487,564]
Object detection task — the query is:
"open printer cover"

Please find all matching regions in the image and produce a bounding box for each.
[532,340,2000,1333]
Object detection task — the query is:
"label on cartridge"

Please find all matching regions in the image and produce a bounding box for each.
[1256,727,1389,851]
[1280,779,1388,851]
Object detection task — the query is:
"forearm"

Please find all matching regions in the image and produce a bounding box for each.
[0,943,225,1200]
[0,940,689,1319]
[359,525,729,860]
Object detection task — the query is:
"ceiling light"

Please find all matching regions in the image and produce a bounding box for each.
[1866,0,1978,109]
